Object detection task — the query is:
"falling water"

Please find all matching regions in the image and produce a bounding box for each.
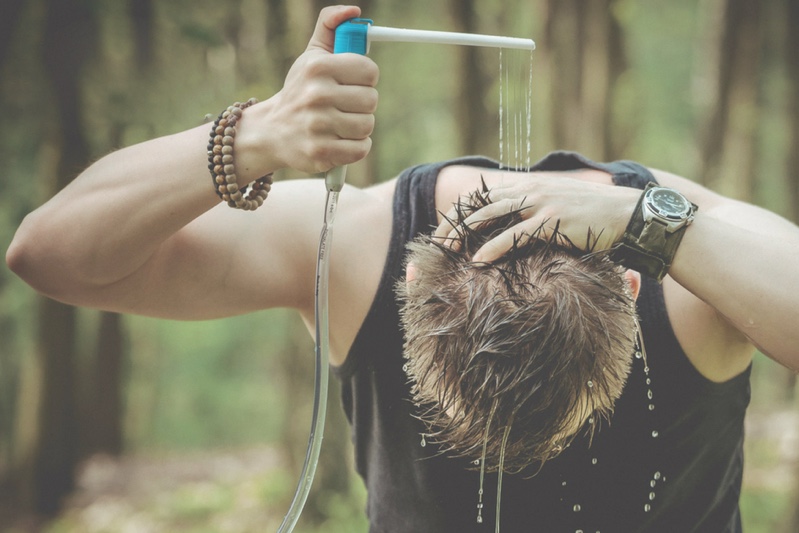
[495,423,512,533]
[498,47,535,170]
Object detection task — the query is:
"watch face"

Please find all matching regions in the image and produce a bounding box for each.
[646,187,691,219]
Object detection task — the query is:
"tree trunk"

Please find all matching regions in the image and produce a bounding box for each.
[696,0,763,198]
[785,0,799,227]
[449,0,493,157]
[129,0,154,72]
[30,301,79,516]
[83,312,126,458]
[266,0,293,82]
[780,0,799,530]
[0,0,26,72]
[542,0,627,160]
[16,0,99,518]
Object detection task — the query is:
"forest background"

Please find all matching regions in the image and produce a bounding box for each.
[0,0,798,531]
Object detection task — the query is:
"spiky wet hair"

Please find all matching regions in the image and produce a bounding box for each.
[397,183,637,474]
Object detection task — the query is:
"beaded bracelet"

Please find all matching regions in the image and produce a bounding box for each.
[207,97,273,211]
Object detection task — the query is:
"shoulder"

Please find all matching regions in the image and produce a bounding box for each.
[325,178,397,364]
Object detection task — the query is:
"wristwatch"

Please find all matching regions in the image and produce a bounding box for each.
[610,183,697,281]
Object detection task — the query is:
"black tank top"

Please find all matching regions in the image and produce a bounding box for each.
[334,151,751,533]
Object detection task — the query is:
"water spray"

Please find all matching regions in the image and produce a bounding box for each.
[277,18,535,533]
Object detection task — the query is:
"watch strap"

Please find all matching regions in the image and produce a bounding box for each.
[610,183,694,282]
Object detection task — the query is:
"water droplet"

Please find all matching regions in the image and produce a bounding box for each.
[420,435,427,447]
[644,366,650,373]
[635,351,643,359]
[591,458,598,465]
[644,503,651,512]
[587,380,594,388]
[649,492,656,501]
[650,480,657,488]
[402,363,409,372]
[562,481,567,487]
[647,390,653,400]
[476,515,483,524]
[473,459,480,465]
[477,503,483,509]
[648,404,655,411]
[573,504,581,512]
[576,530,584,533]
[588,417,595,425]
[654,471,662,480]
[651,430,659,438]
[646,378,651,385]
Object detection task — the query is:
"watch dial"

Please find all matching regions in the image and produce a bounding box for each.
[649,188,689,217]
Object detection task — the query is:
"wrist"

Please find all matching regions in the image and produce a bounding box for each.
[231,98,282,185]
[207,98,274,211]
[610,183,697,281]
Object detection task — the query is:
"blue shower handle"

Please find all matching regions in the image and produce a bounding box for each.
[324,18,372,192]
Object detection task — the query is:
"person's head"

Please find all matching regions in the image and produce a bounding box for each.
[397,186,639,474]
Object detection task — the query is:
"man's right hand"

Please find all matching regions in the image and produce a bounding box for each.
[236,5,380,179]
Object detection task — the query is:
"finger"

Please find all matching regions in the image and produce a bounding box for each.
[433,205,463,245]
[307,5,362,53]
[440,198,527,244]
[471,226,531,263]
[327,137,372,168]
[333,111,375,141]
[460,198,529,227]
[329,54,380,87]
[472,215,563,263]
[331,84,379,114]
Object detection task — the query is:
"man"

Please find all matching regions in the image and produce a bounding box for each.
[7,5,799,532]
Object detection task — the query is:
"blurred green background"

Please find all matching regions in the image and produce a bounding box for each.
[1,0,797,531]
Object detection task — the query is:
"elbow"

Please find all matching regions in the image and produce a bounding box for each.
[6,219,37,284]
[6,214,75,302]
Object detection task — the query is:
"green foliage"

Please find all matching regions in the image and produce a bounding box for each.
[123,311,301,451]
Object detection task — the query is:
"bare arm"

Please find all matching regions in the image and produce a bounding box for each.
[6,5,379,319]
[653,169,799,372]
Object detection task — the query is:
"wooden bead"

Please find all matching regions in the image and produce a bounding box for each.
[207,98,268,211]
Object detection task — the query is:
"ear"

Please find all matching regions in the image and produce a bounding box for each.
[406,261,418,284]
[624,269,642,301]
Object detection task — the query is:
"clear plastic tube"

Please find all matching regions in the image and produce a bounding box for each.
[277,189,338,532]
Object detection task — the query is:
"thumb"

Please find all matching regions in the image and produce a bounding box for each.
[306,5,362,53]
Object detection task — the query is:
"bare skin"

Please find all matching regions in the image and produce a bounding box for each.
[6,6,799,384]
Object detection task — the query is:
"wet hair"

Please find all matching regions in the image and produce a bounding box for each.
[397,183,637,474]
